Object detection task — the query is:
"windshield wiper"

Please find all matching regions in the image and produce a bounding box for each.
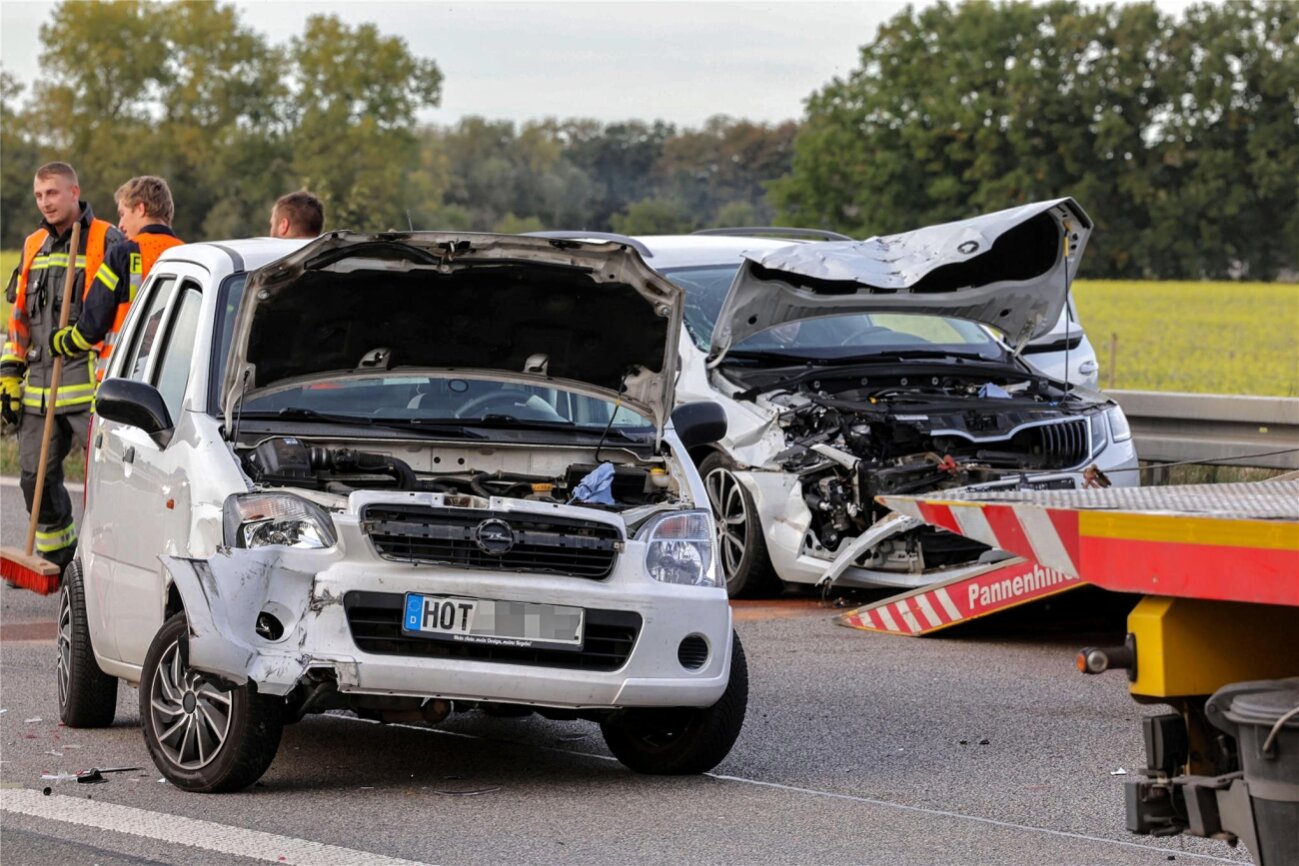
[461,414,649,440]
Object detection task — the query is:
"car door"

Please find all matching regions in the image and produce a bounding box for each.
[92,266,208,667]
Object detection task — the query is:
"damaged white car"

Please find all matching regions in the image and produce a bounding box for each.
[545,199,1137,596]
[58,233,745,792]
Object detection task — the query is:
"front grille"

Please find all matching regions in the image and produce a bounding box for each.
[362,505,622,579]
[344,591,641,672]
[1029,418,1090,466]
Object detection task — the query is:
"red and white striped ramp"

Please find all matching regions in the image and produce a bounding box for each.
[835,557,1083,636]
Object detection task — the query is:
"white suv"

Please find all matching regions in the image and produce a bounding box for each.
[59,233,745,791]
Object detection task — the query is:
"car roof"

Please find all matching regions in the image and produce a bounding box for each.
[633,235,804,270]
[156,237,313,275]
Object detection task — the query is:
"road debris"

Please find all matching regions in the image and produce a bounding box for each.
[24,717,41,723]
[435,786,500,797]
[1110,767,1128,776]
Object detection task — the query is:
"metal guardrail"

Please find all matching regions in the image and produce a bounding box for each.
[1106,390,1299,470]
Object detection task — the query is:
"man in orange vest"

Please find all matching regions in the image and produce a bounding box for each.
[1,162,124,577]
[49,175,185,381]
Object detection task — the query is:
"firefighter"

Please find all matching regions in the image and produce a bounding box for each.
[1,162,125,577]
[50,176,184,382]
[268,190,324,239]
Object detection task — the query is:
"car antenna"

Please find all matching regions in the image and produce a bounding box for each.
[406,209,415,231]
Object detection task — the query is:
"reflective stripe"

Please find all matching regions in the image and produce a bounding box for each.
[21,379,97,409]
[35,523,78,553]
[40,253,85,270]
[95,262,120,291]
[69,327,94,351]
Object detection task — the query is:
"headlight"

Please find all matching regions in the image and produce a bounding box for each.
[639,510,719,588]
[1106,406,1133,442]
[223,493,337,549]
[1088,412,1106,453]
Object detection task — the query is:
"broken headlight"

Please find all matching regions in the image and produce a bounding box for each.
[638,510,719,588]
[223,493,337,549]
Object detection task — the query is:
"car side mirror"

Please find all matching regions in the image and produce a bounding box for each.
[671,401,727,450]
[95,378,174,447]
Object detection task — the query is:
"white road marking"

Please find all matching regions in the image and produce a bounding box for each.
[0,788,430,866]
[351,716,1237,864]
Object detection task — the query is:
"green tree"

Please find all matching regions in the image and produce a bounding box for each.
[287,15,443,231]
[1,71,42,249]
[610,198,695,235]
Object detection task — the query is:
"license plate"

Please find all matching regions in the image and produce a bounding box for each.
[401,594,585,651]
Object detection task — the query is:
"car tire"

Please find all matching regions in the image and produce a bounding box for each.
[600,630,748,775]
[140,613,284,793]
[699,453,781,597]
[57,559,118,728]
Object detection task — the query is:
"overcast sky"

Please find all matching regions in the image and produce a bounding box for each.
[1,0,1200,128]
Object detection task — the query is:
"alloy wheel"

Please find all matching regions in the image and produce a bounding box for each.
[705,468,748,581]
[56,586,72,709]
[148,638,233,770]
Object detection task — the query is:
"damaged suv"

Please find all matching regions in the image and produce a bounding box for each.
[594,199,1137,596]
[58,233,745,791]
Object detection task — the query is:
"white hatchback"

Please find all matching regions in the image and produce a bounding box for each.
[59,233,745,791]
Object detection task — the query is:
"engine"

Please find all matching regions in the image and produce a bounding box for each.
[236,437,674,509]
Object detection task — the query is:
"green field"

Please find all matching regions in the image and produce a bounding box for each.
[1072,280,1299,397]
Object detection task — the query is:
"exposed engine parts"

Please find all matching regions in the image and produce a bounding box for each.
[238,437,674,509]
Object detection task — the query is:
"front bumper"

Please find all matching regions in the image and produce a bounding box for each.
[163,526,732,709]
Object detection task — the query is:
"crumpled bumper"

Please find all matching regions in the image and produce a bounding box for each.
[162,545,732,709]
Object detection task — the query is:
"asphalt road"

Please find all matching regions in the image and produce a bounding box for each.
[0,478,1246,865]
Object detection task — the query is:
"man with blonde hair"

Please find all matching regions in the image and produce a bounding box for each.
[50,175,184,382]
[2,162,124,578]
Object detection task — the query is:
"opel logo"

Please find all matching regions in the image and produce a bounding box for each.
[473,518,516,555]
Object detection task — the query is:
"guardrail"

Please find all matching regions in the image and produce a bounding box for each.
[1106,390,1299,470]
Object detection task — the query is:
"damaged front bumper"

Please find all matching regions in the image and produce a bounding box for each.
[163,542,732,710]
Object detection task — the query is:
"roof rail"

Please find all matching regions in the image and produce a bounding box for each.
[691,226,854,242]
[524,231,653,259]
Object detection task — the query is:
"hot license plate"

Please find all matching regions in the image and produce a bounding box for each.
[401,594,585,651]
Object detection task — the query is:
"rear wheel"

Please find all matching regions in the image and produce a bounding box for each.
[700,454,780,597]
[600,631,748,775]
[140,613,284,792]
[57,560,118,728]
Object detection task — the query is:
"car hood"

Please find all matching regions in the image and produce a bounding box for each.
[709,198,1091,360]
[222,232,684,431]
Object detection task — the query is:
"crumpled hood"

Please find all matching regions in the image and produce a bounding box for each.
[222,232,683,430]
[709,198,1091,359]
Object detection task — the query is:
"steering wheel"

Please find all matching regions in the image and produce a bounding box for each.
[836,324,889,347]
[454,392,529,419]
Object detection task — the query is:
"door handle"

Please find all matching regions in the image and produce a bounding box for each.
[123,446,135,464]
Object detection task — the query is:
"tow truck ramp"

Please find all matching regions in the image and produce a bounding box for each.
[869,479,1299,865]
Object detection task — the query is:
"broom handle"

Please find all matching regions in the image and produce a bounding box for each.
[25,220,81,557]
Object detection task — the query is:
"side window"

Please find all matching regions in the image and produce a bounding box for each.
[119,276,178,382]
[152,283,203,421]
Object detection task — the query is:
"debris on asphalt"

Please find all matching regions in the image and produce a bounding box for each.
[42,787,51,795]
[24,717,41,723]
[557,732,588,741]
[978,739,990,745]
[44,750,63,757]
[41,772,78,783]
[435,786,500,797]
[1111,767,1128,776]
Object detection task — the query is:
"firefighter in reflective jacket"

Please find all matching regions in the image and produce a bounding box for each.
[1,162,124,575]
[49,175,184,381]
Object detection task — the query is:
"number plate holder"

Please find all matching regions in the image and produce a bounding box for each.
[401,594,585,652]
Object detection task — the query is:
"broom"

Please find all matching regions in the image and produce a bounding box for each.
[1,220,81,595]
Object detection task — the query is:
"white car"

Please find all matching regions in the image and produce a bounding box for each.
[1021,298,1101,388]
[59,233,746,791]
[539,198,1138,596]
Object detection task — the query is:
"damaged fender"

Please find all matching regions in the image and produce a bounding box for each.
[162,548,339,696]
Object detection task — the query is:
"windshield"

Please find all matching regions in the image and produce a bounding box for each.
[211,275,649,430]
[663,264,1006,361]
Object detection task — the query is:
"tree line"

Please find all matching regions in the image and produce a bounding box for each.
[2,1,1294,280]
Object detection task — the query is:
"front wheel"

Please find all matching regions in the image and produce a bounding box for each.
[600,631,748,775]
[699,454,780,598]
[140,613,284,792]
[57,559,118,728]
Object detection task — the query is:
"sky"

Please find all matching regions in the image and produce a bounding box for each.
[1,0,1201,129]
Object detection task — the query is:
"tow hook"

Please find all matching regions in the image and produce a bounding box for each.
[1077,633,1137,681]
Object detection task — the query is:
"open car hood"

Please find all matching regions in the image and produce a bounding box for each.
[222,232,683,432]
[709,198,1091,360]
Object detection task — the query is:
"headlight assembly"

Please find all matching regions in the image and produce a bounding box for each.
[223,493,337,549]
[638,510,719,588]
[1106,405,1133,442]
